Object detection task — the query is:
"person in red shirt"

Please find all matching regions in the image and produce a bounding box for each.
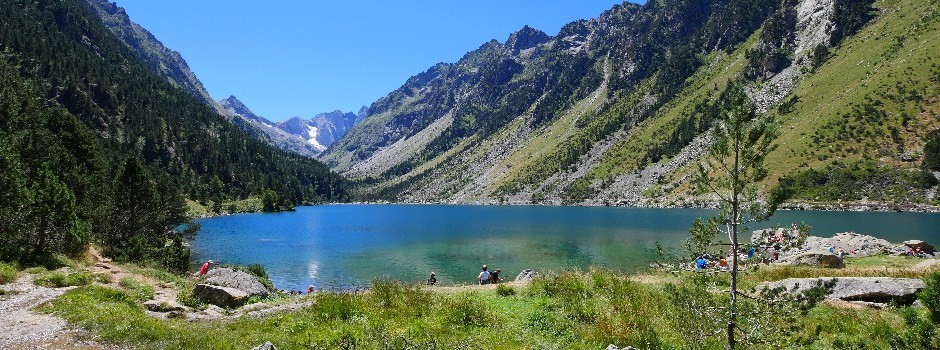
[307,285,315,294]
[197,260,213,276]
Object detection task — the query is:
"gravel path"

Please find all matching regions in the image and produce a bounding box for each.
[0,273,115,349]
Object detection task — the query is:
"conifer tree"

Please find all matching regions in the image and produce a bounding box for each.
[688,82,779,349]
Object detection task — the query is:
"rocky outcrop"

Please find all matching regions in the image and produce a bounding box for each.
[774,251,845,268]
[143,299,188,313]
[912,259,940,271]
[193,284,249,308]
[757,277,925,304]
[799,233,906,257]
[202,268,271,298]
[903,240,936,253]
[251,341,278,350]
[515,269,539,282]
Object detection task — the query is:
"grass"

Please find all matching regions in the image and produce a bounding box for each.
[33,269,95,288]
[0,261,17,284]
[119,277,155,303]
[43,263,940,349]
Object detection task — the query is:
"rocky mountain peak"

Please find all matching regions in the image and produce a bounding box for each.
[219,96,273,126]
[505,25,551,54]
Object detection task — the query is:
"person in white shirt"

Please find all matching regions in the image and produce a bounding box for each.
[478,264,490,285]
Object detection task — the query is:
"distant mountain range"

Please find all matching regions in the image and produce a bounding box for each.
[82,0,364,156]
[79,0,940,208]
[219,96,367,155]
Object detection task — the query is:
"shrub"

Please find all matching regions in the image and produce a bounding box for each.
[0,262,17,284]
[921,272,940,324]
[34,270,93,288]
[441,292,491,328]
[495,284,516,297]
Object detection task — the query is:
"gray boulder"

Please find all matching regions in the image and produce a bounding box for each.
[757,277,925,304]
[515,269,539,282]
[605,345,638,350]
[912,259,940,270]
[202,268,270,297]
[143,298,188,312]
[775,251,845,268]
[251,341,278,350]
[800,233,903,257]
[193,283,249,308]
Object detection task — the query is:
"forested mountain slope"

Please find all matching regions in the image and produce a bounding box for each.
[323,0,940,208]
[0,0,347,263]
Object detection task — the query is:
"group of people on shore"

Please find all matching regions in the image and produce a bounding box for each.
[425,264,502,286]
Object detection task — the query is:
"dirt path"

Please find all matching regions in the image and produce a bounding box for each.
[0,272,116,349]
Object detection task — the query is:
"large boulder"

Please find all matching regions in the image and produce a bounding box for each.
[774,251,845,268]
[515,269,539,282]
[903,240,935,253]
[757,277,925,304]
[912,259,940,270]
[251,341,278,350]
[202,268,271,297]
[800,233,904,257]
[193,283,249,308]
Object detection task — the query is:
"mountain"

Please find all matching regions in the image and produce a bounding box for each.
[80,0,223,113]
[0,0,349,209]
[218,96,365,154]
[278,110,364,152]
[80,0,364,157]
[323,0,940,208]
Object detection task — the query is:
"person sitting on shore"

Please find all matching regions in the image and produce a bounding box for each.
[718,258,729,271]
[307,285,315,294]
[427,272,437,286]
[478,265,490,285]
[489,269,501,284]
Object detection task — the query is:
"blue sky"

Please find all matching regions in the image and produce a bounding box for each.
[117,1,639,121]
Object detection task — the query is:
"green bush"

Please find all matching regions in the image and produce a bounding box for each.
[495,284,516,297]
[440,292,492,328]
[0,262,17,284]
[921,272,940,324]
[33,270,93,288]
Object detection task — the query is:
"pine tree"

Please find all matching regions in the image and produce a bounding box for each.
[688,82,779,349]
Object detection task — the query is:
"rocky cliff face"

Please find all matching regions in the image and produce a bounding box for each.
[323,0,938,207]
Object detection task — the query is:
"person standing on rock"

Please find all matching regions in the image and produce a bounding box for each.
[197,260,212,276]
[478,265,490,285]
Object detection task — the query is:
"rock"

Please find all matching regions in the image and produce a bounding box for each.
[912,259,940,270]
[240,302,270,313]
[193,283,249,308]
[515,269,539,282]
[775,251,845,268]
[251,341,278,350]
[201,268,271,297]
[796,233,906,257]
[757,277,925,304]
[143,299,187,312]
[903,240,935,253]
[605,345,638,350]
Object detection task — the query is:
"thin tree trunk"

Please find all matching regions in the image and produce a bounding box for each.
[727,132,740,350]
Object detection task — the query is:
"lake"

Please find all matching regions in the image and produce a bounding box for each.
[191,205,940,291]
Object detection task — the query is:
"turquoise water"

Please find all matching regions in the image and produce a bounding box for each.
[192,205,940,291]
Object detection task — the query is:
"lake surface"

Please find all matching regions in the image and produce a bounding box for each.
[192,205,940,291]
